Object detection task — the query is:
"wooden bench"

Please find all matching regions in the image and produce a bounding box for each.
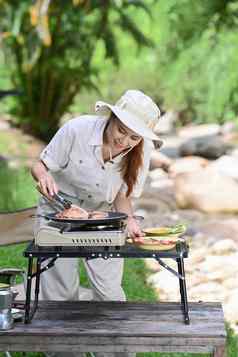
[0,301,226,356]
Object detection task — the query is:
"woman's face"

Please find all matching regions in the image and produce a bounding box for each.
[105,116,142,151]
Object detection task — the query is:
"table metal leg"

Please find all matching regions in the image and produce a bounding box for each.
[29,257,41,322]
[177,257,190,324]
[35,257,41,306]
[24,256,33,324]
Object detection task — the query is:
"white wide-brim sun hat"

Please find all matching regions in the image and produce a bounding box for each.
[95,89,161,141]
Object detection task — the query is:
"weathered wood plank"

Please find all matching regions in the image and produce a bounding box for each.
[0,336,226,346]
[0,343,217,353]
[34,300,222,311]
[9,320,225,337]
[0,301,226,353]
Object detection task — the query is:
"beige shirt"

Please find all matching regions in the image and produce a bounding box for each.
[40,115,152,207]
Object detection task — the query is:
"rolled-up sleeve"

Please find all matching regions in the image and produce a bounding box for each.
[120,139,153,198]
[40,121,75,172]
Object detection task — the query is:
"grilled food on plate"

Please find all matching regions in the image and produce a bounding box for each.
[135,235,178,250]
[143,224,186,237]
[133,223,187,250]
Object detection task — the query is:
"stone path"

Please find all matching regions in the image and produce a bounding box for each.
[134,174,238,334]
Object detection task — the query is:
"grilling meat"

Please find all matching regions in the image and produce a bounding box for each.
[56,205,89,219]
[55,207,108,220]
[89,211,108,219]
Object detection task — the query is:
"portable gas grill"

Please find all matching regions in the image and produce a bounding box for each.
[35,219,127,247]
[35,208,128,247]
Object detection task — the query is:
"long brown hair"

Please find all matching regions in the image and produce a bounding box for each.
[120,140,144,197]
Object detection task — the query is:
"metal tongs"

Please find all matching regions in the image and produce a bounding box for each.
[36,186,72,210]
[53,192,72,209]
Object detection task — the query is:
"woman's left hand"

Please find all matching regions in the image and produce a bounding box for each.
[127,217,145,243]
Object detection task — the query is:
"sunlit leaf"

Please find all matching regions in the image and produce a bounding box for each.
[117,10,154,47]
[0,31,11,40]
[72,0,86,6]
[29,5,39,26]
[36,14,51,46]
[123,0,152,18]
[12,3,28,37]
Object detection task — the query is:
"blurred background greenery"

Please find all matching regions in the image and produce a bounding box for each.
[1,0,238,142]
[0,1,238,355]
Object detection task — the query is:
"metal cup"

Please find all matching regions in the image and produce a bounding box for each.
[0,284,14,330]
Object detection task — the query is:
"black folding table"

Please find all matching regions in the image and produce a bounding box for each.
[23,240,189,324]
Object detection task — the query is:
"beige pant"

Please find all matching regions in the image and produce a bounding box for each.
[39,257,126,302]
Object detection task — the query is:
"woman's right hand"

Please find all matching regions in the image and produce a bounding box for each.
[37,171,58,199]
[31,160,58,199]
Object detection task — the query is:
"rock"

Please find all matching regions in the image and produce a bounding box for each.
[230,147,238,158]
[134,198,159,213]
[150,179,174,190]
[137,176,177,213]
[168,156,209,178]
[174,209,205,227]
[154,111,177,135]
[222,278,238,290]
[209,239,238,255]
[178,124,221,138]
[198,219,238,243]
[144,258,161,272]
[223,290,238,324]
[189,290,226,302]
[0,119,10,130]
[186,273,209,288]
[221,121,237,135]
[189,282,224,296]
[149,150,172,171]
[160,135,184,159]
[207,269,238,282]
[174,168,238,213]
[209,155,238,180]
[149,168,169,181]
[147,270,179,300]
[199,254,238,273]
[186,248,208,265]
[148,169,174,190]
[179,135,227,159]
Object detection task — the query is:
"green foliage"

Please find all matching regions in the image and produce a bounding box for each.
[155,0,238,124]
[0,0,153,141]
[69,0,238,127]
[1,0,238,132]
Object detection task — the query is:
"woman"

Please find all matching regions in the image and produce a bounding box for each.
[31,89,161,355]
